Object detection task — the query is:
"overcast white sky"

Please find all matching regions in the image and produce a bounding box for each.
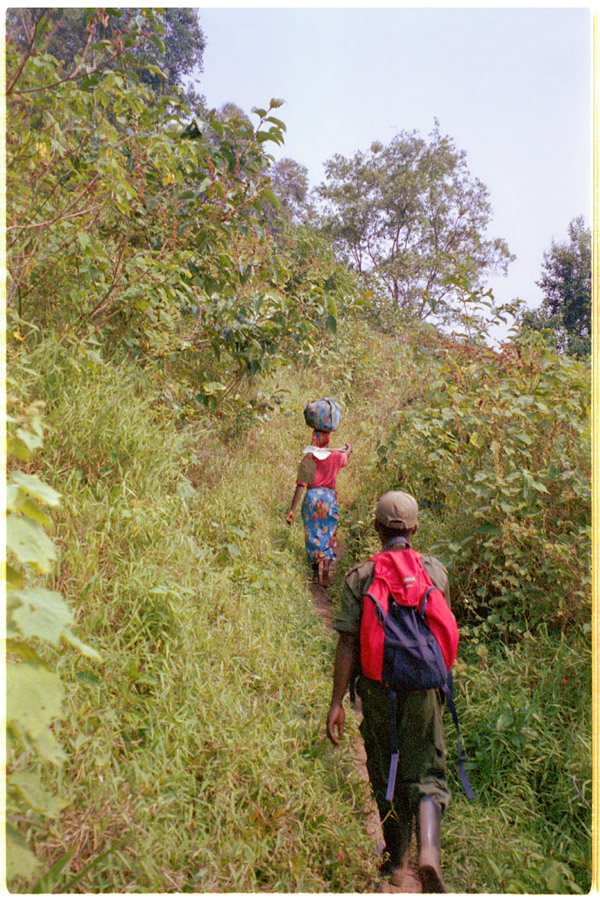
[189,5,593,321]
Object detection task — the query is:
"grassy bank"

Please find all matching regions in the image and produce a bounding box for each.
[9,338,376,892]
[8,321,591,893]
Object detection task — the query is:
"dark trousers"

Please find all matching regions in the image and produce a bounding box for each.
[357,676,450,822]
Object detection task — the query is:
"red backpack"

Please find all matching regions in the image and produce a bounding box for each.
[359,540,474,801]
[360,544,458,685]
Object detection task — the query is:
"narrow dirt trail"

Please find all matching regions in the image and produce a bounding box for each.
[309,573,422,894]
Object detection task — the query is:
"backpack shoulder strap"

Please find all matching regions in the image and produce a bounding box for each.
[441,670,476,800]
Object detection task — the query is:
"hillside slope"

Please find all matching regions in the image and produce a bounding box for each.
[7,322,591,893]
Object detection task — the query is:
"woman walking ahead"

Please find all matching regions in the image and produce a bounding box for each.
[286,400,352,587]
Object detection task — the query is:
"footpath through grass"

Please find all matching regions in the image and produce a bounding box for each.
[12,335,398,892]
[11,324,592,893]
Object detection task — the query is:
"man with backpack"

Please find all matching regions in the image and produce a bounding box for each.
[326,491,454,892]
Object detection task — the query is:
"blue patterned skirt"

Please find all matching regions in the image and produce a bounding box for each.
[301,487,339,562]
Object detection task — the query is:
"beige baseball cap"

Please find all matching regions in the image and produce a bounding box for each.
[375,491,419,529]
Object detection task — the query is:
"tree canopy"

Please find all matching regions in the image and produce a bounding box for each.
[148,7,205,92]
[269,158,311,227]
[5,9,357,424]
[6,8,206,106]
[316,123,514,323]
[517,216,591,358]
[532,216,591,358]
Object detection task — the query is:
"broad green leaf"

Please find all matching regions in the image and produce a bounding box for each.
[514,431,533,445]
[202,382,226,395]
[77,231,91,251]
[5,563,24,589]
[265,116,287,130]
[7,484,20,510]
[476,523,500,536]
[496,712,514,730]
[7,436,33,461]
[324,315,337,334]
[176,478,197,500]
[16,426,44,453]
[469,431,484,449]
[516,395,534,407]
[262,187,280,208]
[532,481,550,494]
[8,771,68,818]
[76,671,101,686]
[31,729,67,766]
[7,662,64,740]
[6,825,40,882]
[62,631,102,662]
[9,494,53,529]
[7,515,57,573]
[10,587,73,647]
[146,64,166,78]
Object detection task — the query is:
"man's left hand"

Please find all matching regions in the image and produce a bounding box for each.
[326,702,346,746]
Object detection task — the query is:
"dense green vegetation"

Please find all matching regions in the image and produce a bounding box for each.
[7,323,591,893]
[6,8,591,894]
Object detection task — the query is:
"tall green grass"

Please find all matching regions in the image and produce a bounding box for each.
[444,628,591,893]
[8,324,592,893]
[10,338,380,892]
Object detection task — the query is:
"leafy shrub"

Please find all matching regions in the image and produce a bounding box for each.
[374,331,591,632]
[6,388,101,888]
[6,12,357,427]
[333,321,592,892]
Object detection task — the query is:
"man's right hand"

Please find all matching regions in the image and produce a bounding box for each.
[326,702,346,746]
